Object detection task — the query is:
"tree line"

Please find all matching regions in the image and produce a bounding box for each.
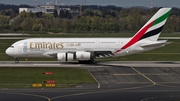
[0,6,180,33]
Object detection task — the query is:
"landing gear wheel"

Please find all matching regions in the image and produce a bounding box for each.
[78,60,96,64]
[92,60,96,64]
[15,58,19,63]
[78,60,82,64]
[89,60,96,64]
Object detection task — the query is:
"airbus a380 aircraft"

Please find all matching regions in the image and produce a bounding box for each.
[6,8,171,63]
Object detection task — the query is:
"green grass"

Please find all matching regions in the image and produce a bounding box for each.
[0,67,97,88]
[2,53,180,61]
[1,32,180,38]
[0,33,134,38]
[144,43,180,53]
[97,54,180,61]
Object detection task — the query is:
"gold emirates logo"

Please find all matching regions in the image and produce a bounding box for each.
[30,42,64,49]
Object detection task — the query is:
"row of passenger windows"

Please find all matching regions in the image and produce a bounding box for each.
[61,42,116,43]
[61,42,95,43]
[101,42,116,43]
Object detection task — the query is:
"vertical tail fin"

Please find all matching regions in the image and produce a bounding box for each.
[132,8,171,41]
[114,8,171,53]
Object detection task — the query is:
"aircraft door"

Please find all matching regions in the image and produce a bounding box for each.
[96,40,101,49]
[96,40,100,46]
[18,44,23,52]
[116,40,121,46]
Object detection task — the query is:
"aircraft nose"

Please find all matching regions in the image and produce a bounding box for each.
[5,48,12,56]
[5,48,10,55]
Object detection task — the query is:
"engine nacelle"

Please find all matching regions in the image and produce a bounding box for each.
[76,52,91,60]
[57,53,74,61]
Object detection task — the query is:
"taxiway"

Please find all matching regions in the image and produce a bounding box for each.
[0,61,180,67]
[0,61,180,101]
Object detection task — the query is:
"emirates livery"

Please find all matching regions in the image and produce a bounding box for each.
[6,8,171,63]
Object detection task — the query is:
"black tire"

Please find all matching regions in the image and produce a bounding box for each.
[78,60,96,64]
[15,58,19,63]
[92,60,96,64]
[15,60,19,63]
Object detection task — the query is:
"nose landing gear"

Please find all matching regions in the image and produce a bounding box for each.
[15,58,19,63]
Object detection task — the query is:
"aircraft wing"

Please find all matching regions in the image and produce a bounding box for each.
[42,51,114,58]
[42,52,57,58]
[93,51,114,58]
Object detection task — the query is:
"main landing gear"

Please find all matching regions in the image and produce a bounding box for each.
[78,60,96,64]
[15,58,19,63]
[92,60,96,64]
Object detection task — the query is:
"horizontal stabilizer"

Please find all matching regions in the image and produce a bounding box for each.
[140,40,167,49]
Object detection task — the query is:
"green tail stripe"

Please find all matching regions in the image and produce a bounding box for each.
[152,10,171,26]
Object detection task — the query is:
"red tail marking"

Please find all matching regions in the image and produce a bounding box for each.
[114,21,154,53]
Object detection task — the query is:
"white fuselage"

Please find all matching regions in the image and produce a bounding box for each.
[6,38,164,60]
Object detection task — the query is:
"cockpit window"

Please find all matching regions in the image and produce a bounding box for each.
[10,46,14,48]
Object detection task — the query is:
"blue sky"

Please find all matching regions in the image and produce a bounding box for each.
[1,0,180,8]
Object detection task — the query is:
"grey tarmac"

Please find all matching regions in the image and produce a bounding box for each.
[0,61,180,67]
[0,61,180,101]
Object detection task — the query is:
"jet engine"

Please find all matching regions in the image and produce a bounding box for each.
[76,52,91,60]
[57,52,92,62]
[57,53,74,61]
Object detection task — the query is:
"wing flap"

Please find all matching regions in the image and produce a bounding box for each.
[94,51,114,58]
